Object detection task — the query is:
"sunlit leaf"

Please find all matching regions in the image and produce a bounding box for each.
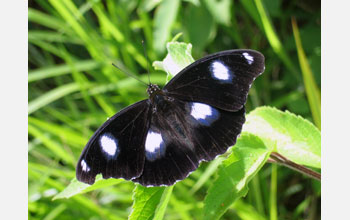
[243,106,321,168]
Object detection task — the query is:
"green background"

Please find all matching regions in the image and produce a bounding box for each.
[28,0,321,219]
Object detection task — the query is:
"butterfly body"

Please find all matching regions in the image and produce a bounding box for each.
[76,49,265,186]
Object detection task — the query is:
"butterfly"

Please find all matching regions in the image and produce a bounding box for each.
[76,49,265,187]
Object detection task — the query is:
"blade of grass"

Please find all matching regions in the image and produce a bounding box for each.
[89,0,147,69]
[153,185,174,220]
[28,8,71,33]
[28,124,75,166]
[233,199,267,220]
[240,0,263,30]
[29,162,75,179]
[60,46,98,114]
[43,107,87,133]
[29,43,49,67]
[28,116,88,148]
[28,59,100,82]
[29,39,64,58]
[48,0,105,64]
[292,17,321,129]
[251,175,265,215]
[190,157,224,195]
[29,30,83,44]
[43,203,67,220]
[28,82,82,115]
[93,95,117,116]
[55,76,81,119]
[254,0,298,78]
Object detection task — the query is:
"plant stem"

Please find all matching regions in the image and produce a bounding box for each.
[268,152,321,181]
[270,164,278,220]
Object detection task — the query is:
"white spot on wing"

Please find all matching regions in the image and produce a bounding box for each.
[145,130,166,161]
[211,61,232,81]
[191,103,212,120]
[243,52,254,65]
[81,159,90,172]
[100,133,118,157]
[190,102,219,126]
[145,131,163,153]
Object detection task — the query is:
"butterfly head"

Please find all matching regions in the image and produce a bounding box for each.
[147,84,161,97]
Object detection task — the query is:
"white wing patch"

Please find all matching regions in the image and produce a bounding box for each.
[100,133,119,157]
[211,61,232,82]
[190,102,219,126]
[81,159,90,172]
[243,52,254,65]
[145,130,166,161]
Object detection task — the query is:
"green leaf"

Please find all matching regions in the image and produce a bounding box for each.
[53,175,123,200]
[153,0,180,54]
[243,106,321,168]
[152,41,194,80]
[203,134,271,220]
[202,0,231,25]
[184,4,216,51]
[129,186,166,220]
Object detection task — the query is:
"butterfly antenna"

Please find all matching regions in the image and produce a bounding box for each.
[142,40,151,85]
[112,63,148,86]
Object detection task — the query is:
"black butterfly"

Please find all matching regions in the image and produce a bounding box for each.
[76,49,265,187]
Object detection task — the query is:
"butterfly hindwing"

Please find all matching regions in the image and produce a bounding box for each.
[133,98,245,186]
[132,98,199,186]
[182,101,246,161]
[76,100,150,184]
[164,49,264,111]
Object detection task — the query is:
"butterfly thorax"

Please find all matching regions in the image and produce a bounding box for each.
[147,83,174,113]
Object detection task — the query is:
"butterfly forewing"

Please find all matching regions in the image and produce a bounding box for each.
[164,49,264,111]
[76,100,150,184]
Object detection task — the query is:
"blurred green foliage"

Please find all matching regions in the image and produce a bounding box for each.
[28,0,320,219]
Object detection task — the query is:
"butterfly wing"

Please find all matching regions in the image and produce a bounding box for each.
[132,98,245,186]
[77,49,264,186]
[76,100,151,184]
[163,49,265,111]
